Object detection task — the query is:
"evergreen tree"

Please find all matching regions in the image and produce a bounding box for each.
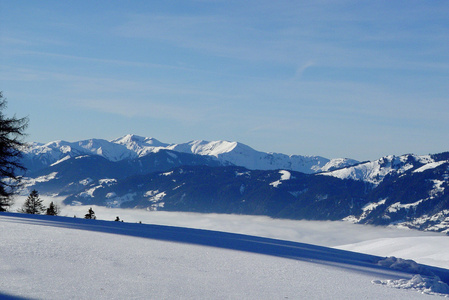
[20,190,46,214]
[0,92,28,211]
[84,207,96,219]
[46,201,59,216]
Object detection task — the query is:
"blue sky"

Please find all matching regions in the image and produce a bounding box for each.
[1,1,448,160]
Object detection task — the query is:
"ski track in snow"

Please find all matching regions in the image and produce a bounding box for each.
[1,212,449,299]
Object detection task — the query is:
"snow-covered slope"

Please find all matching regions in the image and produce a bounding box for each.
[337,236,449,270]
[111,134,169,156]
[320,154,436,186]
[2,211,449,299]
[22,134,359,174]
[169,139,336,173]
[321,157,360,172]
[22,138,136,166]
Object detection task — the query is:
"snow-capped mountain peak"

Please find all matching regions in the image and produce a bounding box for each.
[168,140,245,157]
[190,140,239,156]
[21,134,360,174]
[111,134,169,156]
[111,134,167,147]
[319,153,441,186]
[76,138,135,161]
[320,158,361,172]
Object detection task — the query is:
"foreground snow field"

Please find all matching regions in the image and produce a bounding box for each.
[1,211,449,299]
[12,196,449,269]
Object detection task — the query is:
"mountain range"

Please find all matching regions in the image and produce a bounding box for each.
[18,134,449,234]
[21,134,358,174]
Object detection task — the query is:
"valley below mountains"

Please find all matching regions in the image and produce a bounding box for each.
[19,134,449,234]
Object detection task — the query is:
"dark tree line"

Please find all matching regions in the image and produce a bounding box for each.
[19,189,60,216]
[19,188,96,219]
[0,92,28,211]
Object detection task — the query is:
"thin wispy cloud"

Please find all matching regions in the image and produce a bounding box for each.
[1,0,448,159]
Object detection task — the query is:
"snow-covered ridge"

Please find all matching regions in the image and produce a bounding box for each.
[111,134,169,157]
[22,138,137,163]
[22,134,359,174]
[414,161,449,173]
[170,139,334,173]
[319,154,440,186]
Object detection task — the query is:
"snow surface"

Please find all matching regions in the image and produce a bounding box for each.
[50,155,71,166]
[321,157,360,172]
[337,237,449,270]
[320,154,434,185]
[270,170,291,187]
[1,212,448,299]
[414,161,448,173]
[111,134,169,157]
[374,275,449,295]
[5,196,449,298]
[21,172,58,189]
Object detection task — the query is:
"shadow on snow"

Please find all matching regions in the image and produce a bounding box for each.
[2,212,449,284]
[0,292,34,300]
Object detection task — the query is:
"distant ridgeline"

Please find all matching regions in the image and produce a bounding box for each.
[19,135,449,234]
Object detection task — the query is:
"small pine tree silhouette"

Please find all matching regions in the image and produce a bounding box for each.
[20,190,46,214]
[46,201,60,216]
[84,207,96,220]
[0,92,28,212]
